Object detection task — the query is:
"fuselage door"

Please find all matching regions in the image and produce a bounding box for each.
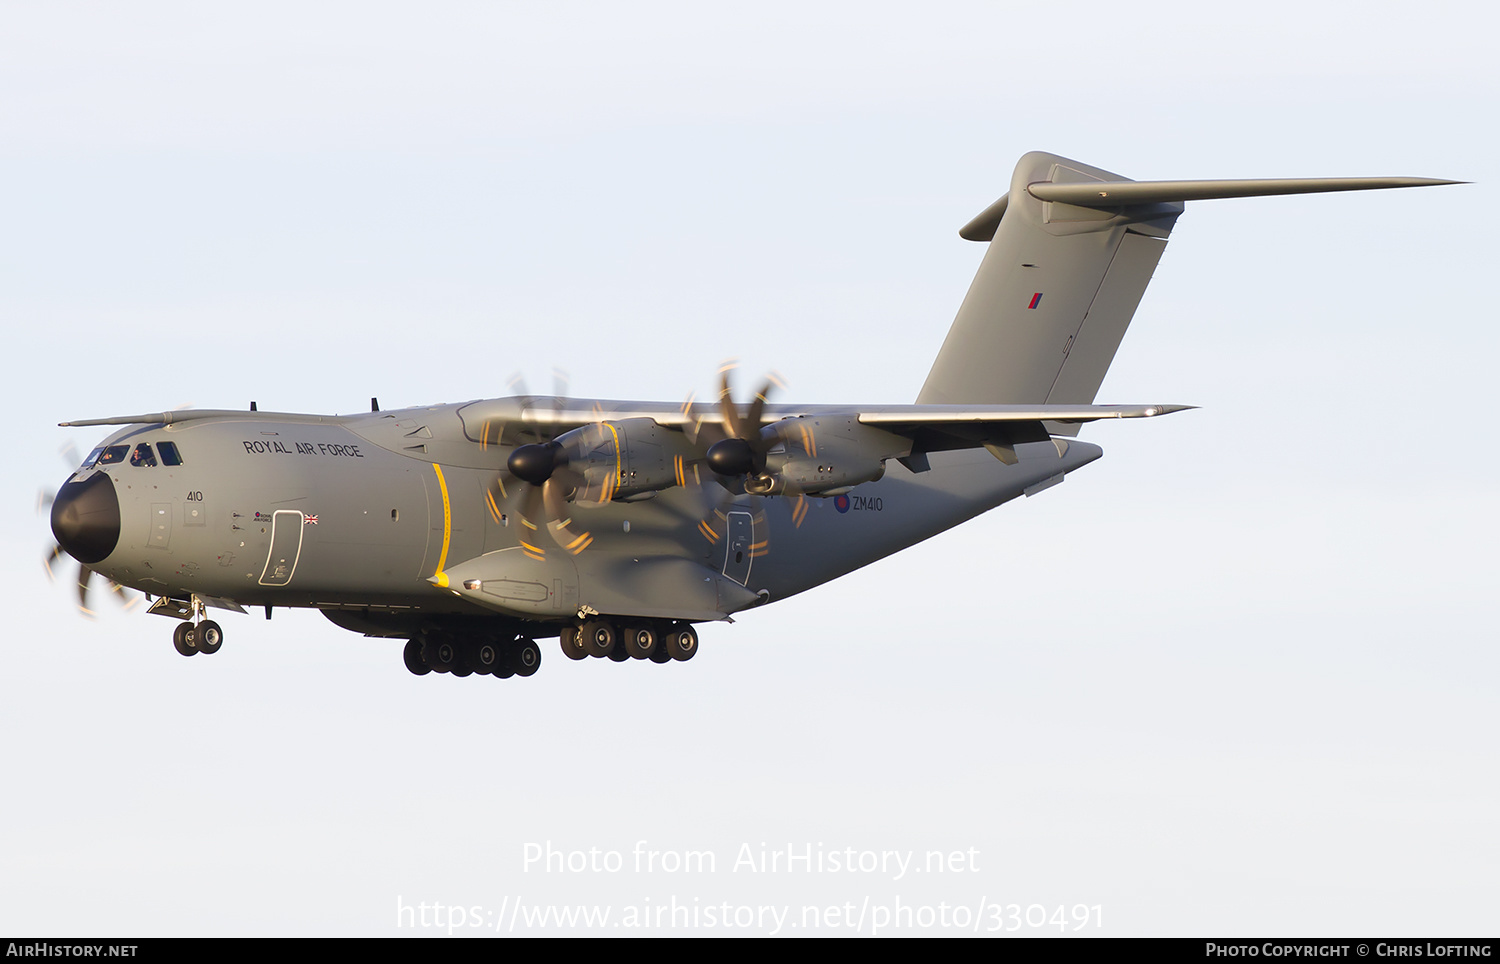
[259,510,306,586]
[723,509,753,586]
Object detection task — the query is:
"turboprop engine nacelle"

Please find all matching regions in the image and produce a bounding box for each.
[748,416,908,496]
[556,417,689,502]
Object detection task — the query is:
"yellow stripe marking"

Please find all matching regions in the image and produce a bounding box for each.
[605,422,622,493]
[432,463,451,578]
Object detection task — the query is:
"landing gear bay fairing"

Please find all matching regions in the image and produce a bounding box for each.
[48,152,1456,679]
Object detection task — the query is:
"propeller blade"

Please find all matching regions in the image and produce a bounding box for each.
[77,565,96,617]
[109,579,140,610]
[749,509,770,559]
[485,475,509,524]
[790,492,809,528]
[477,417,505,452]
[543,477,593,555]
[680,392,701,445]
[718,363,748,441]
[43,543,63,580]
[517,485,547,561]
[698,506,728,545]
[672,453,710,491]
[745,372,782,434]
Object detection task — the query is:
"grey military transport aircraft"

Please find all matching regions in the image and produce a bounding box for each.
[47,151,1456,680]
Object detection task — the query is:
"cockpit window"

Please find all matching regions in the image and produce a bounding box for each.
[80,447,105,469]
[96,445,129,466]
[130,443,158,467]
[157,441,183,466]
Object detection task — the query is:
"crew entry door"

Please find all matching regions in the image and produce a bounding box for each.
[723,509,753,586]
[259,510,305,586]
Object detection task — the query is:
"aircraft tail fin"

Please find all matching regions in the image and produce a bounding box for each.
[917,151,1457,434]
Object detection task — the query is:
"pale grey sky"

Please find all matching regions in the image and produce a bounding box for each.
[3,1,1496,936]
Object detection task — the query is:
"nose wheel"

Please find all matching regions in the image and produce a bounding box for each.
[166,596,226,657]
[172,621,197,657]
[196,620,223,654]
[171,618,222,656]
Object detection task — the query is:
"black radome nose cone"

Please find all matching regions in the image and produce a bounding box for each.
[50,471,121,565]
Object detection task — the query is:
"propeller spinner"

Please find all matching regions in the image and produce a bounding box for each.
[705,366,784,481]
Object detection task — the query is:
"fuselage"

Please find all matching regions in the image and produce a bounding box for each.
[50,399,1102,638]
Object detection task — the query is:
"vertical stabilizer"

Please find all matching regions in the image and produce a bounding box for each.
[917,152,1181,434]
[918,153,1456,434]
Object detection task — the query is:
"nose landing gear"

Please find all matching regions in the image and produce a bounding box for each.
[159,595,226,658]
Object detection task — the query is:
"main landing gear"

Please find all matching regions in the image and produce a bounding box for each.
[403,635,542,680]
[560,619,698,664]
[402,619,698,679]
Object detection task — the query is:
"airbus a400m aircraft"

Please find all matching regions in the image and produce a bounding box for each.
[48,152,1455,680]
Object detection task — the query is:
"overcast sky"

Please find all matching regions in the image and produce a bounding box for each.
[3,1,1496,937]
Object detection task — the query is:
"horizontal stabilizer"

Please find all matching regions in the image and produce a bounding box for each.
[1028,176,1461,208]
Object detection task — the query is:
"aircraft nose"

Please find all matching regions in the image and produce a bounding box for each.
[50,471,121,565]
